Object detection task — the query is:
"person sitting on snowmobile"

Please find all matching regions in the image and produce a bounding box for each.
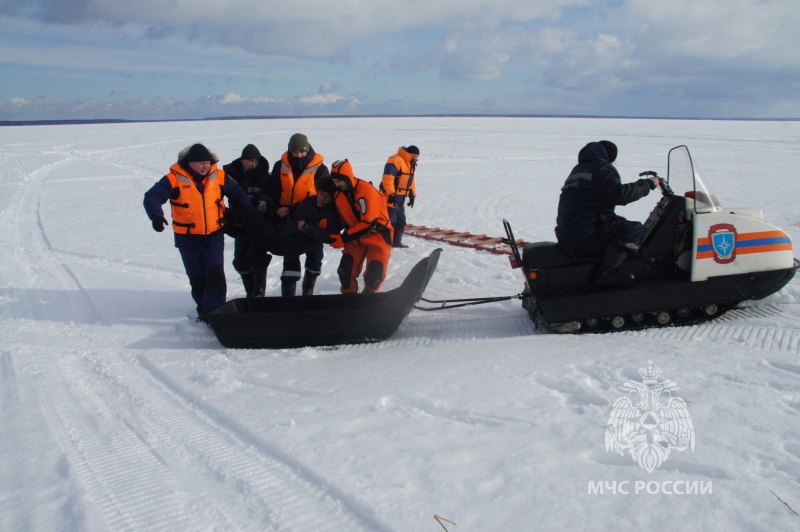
[554,140,660,284]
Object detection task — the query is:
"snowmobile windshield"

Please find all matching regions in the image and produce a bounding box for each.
[667,145,722,214]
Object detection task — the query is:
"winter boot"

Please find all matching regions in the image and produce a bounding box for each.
[593,245,632,287]
[301,273,318,296]
[240,270,255,297]
[252,267,267,297]
[281,279,297,297]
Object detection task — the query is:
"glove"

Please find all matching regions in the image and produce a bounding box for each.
[647,177,658,190]
[408,196,415,208]
[388,194,397,205]
[151,215,168,232]
[330,234,345,249]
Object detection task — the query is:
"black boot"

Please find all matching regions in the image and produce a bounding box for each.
[593,245,632,287]
[281,279,297,297]
[239,270,255,297]
[252,267,267,297]
[301,273,318,296]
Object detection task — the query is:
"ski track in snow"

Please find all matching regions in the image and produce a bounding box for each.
[13,331,388,531]
[5,147,388,531]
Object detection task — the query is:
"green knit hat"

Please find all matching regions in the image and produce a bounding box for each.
[288,133,310,152]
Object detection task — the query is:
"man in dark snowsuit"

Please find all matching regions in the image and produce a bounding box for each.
[223,144,272,297]
[242,176,340,290]
[555,140,660,282]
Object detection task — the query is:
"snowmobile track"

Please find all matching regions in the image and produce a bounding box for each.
[18,340,389,531]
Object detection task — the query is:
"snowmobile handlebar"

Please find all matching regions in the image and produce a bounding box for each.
[639,170,674,196]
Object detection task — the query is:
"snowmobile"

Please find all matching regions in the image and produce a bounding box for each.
[206,249,441,348]
[504,145,798,333]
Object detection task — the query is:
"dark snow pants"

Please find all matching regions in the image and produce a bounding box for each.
[177,231,226,315]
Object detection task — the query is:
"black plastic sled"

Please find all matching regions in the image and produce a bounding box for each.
[206,249,442,348]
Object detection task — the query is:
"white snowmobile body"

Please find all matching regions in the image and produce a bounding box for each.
[669,145,794,282]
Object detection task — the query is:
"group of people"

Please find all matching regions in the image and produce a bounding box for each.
[143,134,421,321]
[144,133,660,321]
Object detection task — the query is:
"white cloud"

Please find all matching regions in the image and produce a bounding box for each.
[9,97,30,107]
[4,0,584,60]
[299,93,345,105]
[1,0,799,119]
[221,92,280,105]
[221,92,244,104]
[626,0,800,66]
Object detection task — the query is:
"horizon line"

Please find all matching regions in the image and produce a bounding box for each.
[2,113,799,127]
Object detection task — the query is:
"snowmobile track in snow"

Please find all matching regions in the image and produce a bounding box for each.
[17,342,389,531]
[628,305,800,353]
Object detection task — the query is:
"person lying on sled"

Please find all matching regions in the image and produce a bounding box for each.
[239,175,340,295]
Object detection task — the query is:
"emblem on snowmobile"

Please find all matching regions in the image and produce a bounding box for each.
[708,223,737,264]
[605,361,695,473]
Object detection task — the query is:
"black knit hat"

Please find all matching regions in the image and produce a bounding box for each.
[186,143,214,163]
[599,140,617,163]
[406,145,420,155]
[316,175,336,195]
[241,144,261,160]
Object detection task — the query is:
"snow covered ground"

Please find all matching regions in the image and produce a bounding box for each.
[2,117,799,531]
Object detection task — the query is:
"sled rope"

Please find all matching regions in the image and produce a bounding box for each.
[405,224,525,256]
[415,294,522,311]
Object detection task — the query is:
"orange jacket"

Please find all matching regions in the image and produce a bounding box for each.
[278,151,324,207]
[380,147,417,204]
[166,163,227,235]
[332,160,393,245]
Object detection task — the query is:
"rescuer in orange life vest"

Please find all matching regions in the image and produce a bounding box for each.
[329,159,394,294]
[379,145,419,248]
[143,143,251,322]
[269,133,330,296]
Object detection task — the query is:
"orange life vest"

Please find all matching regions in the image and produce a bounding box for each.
[279,152,324,207]
[332,160,393,245]
[380,147,417,198]
[166,163,227,235]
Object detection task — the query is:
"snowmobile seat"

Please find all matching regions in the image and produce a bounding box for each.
[522,242,598,270]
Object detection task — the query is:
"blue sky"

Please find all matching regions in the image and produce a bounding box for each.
[1,0,798,121]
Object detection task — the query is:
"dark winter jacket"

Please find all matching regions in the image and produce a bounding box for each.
[241,195,340,257]
[223,155,271,229]
[555,142,655,252]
